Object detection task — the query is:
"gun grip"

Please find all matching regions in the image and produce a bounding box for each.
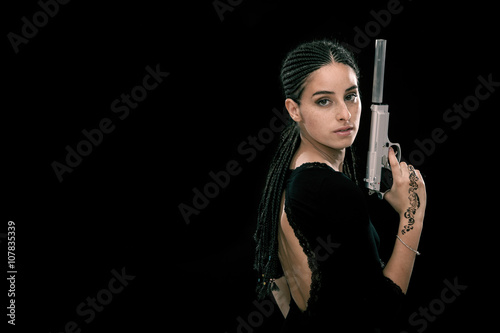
[380,167,393,194]
[379,144,401,199]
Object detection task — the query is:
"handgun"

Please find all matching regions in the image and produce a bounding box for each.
[364,39,401,199]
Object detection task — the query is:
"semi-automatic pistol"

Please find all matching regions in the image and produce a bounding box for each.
[364,39,401,199]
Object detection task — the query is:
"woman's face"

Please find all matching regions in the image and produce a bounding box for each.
[287,62,361,151]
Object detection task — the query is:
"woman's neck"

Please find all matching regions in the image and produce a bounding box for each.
[291,133,345,172]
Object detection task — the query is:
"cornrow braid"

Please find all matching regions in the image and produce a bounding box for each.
[254,121,300,299]
[254,39,360,300]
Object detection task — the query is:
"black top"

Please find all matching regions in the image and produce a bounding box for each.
[279,162,404,332]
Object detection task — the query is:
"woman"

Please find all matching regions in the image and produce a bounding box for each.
[254,39,426,332]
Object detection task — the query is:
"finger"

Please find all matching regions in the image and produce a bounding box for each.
[400,161,408,177]
[407,163,416,174]
[415,169,425,186]
[388,148,401,178]
[409,166,418,177]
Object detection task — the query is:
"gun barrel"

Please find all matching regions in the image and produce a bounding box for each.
[371,39,387,104]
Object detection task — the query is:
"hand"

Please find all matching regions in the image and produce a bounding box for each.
[384,148,427,227]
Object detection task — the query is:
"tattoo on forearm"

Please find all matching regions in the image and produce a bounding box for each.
[401,166,420,235]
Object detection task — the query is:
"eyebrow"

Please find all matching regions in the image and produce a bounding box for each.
[312,85,358,96]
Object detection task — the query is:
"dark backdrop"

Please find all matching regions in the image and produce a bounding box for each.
[4,0,498,332]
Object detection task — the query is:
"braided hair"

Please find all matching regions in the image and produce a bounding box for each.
[254,39,360,300]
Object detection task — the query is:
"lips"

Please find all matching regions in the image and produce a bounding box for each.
[333,126,354,136]
[334,126,354,133]
[334,126,353,133]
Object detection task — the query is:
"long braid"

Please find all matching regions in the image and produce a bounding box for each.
[254,39,360,300]
[343,145,360,186]
[254,121,300,299]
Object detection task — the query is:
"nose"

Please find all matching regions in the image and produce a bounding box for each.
[337,103,351,122]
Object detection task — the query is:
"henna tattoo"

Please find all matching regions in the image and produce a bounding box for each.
[401,166,420,235]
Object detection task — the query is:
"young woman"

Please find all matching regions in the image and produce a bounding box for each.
[254,39,426,332]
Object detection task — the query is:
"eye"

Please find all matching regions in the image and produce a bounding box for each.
[316,98,331,106]
[345,93,358,102]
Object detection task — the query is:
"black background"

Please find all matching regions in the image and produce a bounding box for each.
[4,0,498,332]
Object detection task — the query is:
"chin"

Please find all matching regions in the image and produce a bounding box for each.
[328,134,357,150]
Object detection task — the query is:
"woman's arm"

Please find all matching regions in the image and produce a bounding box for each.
[383,220,422,293]
[382,148,426,294]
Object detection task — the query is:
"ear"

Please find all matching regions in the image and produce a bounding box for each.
[285,98,302,123]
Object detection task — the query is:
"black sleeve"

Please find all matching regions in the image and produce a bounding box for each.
[285,165,405,328]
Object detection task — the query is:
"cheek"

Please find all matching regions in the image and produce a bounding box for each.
[302,110,333,137]
[350,103,362,123]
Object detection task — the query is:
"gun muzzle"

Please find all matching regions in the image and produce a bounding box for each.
[372,39,387,104]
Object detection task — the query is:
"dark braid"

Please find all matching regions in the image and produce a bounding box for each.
[254,39,360,300]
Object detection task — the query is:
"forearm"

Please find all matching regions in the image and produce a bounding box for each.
[383,218,423,294]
